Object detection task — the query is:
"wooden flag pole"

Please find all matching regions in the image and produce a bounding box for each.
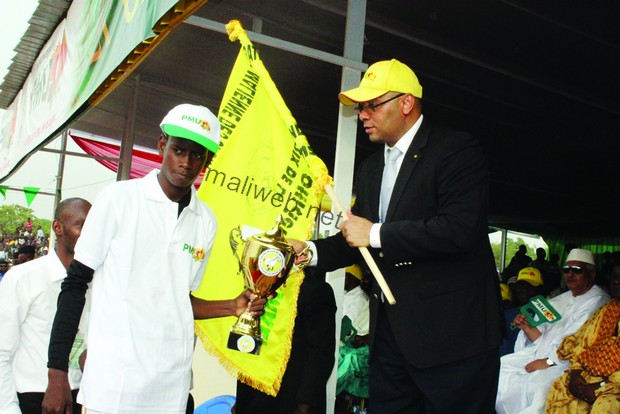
[325,185,396,305]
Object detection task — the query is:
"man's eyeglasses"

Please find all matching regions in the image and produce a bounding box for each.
[562,265,584,274]
[355,93,405,114]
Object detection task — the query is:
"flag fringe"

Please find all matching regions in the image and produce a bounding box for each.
[195,269,306,396]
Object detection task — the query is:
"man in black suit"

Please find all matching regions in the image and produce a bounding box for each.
[291,59,503,413]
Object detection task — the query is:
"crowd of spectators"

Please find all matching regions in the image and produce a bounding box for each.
[0,218,49,271]
[497,246,620,413]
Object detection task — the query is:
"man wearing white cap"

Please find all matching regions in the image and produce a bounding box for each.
[290,59,503,412]
[496,248,610,414]
[42,104,267,414]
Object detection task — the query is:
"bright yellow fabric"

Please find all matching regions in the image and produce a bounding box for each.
[545,299,620,413]
[193,20,332,396]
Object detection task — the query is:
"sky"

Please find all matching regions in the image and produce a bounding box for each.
[0,1,116,221]
[0,2,38,83]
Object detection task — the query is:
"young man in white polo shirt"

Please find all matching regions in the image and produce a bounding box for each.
[42,104,267,414]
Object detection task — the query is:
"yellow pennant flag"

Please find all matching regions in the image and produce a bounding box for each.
[194,20,333,396]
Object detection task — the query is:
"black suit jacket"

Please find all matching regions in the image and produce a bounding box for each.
[315,119,503,368]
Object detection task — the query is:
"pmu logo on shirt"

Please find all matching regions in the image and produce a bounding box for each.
[183,243,205,262]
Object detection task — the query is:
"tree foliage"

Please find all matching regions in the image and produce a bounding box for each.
[491,237,538,271]
[0,204,52,237]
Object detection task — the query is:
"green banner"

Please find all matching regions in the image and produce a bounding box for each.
[0,0,178,181]
[23,187,40,207]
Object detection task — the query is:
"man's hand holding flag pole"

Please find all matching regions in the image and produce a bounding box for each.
[289,184,397,305]
[324,185,396,304]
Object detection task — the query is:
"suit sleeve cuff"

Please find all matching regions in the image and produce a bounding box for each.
[306,241,318,266]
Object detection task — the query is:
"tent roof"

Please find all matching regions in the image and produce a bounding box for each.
[0,0,71,108]
[2,0,620,239]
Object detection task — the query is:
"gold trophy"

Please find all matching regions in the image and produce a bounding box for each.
[228,217,311,355]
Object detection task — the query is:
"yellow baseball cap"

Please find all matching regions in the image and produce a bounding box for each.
[517,267,543,287]
[346,264,363,281]
[338,59,423,105]
[500,283,513,302]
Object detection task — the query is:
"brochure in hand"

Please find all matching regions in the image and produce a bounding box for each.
[511,295,562,330]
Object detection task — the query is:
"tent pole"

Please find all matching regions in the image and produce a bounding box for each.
[117,75,140,181]
[500,228,508,275]
[325,1,367,413]
[53,130,68,214]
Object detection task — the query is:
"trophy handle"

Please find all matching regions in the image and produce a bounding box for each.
[229,226,244,275]
[295,245,313,269]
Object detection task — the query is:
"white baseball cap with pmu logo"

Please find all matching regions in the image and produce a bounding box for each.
[159,104,221,154]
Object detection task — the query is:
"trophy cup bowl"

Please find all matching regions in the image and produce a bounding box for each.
[227,217,311,354]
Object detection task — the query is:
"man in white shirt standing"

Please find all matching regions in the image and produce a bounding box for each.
[42,104,267,414]
[336,264,371,409]
[496,248,610,414]
[342,264,370,339]
[0,198,92,414]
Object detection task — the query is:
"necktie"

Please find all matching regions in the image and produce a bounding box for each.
[380,147,400,222]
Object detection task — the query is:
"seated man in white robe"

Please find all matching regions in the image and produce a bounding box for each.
[496,248,610,414]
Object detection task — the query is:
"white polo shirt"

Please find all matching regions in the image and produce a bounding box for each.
[0,250,88,414]
[74,170,217,413]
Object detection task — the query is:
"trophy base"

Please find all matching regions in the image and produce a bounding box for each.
[227,331,263,355]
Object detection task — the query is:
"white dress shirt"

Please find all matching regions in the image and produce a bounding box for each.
[369,115,423,248]
[0,250,88,414]
[305,115,425,265]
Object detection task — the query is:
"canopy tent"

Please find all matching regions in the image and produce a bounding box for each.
[2,0,619,409]
[1,0,619,239]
